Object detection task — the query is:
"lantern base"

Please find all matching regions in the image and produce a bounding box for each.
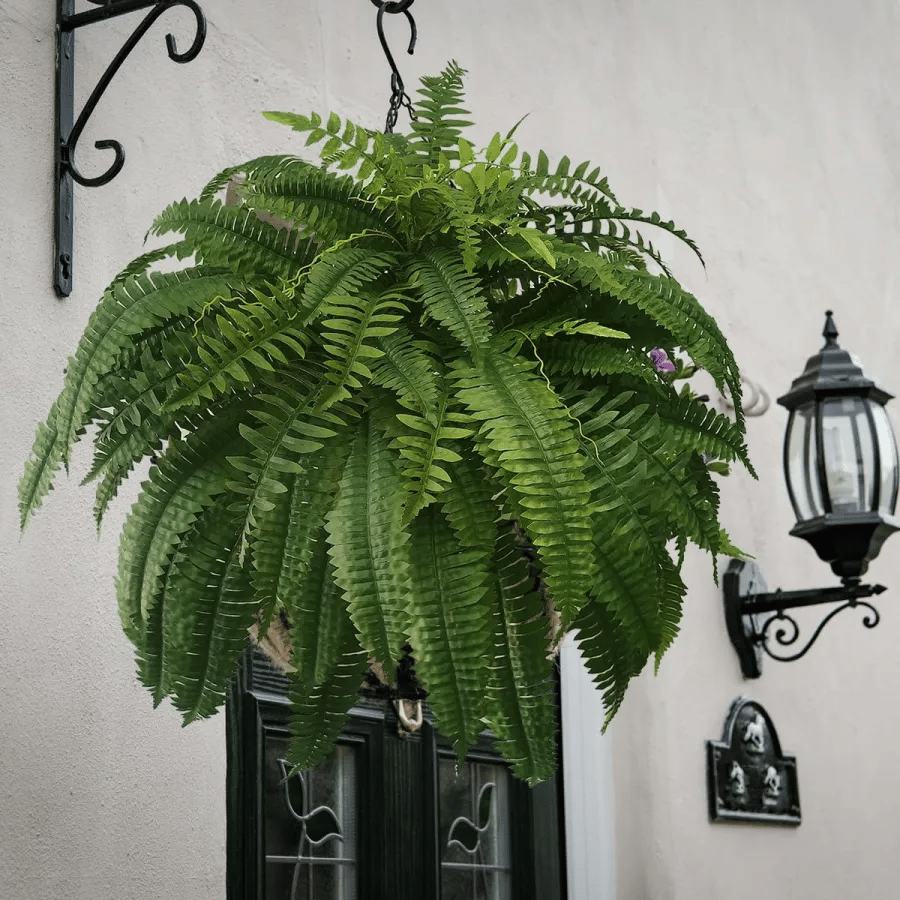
[790,512,900,579]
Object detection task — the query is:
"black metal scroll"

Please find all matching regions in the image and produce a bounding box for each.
[724,558,886,677]
[55,0,207,296]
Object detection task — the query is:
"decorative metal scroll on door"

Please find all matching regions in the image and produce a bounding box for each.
[55,1,207,296]
[706,697,801,826]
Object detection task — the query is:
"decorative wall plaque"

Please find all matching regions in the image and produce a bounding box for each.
[706,697,801,825]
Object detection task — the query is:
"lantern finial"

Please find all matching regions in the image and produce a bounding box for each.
[823,310,839,347]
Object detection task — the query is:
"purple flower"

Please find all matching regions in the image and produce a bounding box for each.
[650,348,676,374]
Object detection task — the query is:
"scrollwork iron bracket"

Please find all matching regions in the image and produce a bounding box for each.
[724,558,886,677]
[55,0,207,296]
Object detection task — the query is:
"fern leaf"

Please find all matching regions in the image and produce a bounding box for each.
[325,412,411,677]
[296,248,398,328]
[250,438,351,634]
[392,390,469,524]
[440,450,501,561]
[484,531,557,785]
[287,602,367,772]
[45,267,244,484]
[407,61,473,166]
[409,248,493,353]
[116,412,243,648]
[572,595,645,728]
[18,400,63,529]
[161,498,258,722]
[406,505,493,762]
[369,328,440,421]
[452,352,595,621]
[263,111,406,195]
[151,197,318,279]
[227,370,346,553]
[315,290,406,411]
[240,160,395,246]
[166,281,309,411]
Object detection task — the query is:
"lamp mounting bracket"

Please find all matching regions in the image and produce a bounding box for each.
[55,0,207,296]
[723,558,885,677]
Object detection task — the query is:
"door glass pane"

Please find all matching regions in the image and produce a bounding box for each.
[263,733,357,899]
[439,756,511,900]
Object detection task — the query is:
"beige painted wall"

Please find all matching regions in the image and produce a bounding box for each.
[2,1,900,898]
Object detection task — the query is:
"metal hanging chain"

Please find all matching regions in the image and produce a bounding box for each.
[371,0,418,133]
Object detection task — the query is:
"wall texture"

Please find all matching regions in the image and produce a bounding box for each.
[2,1,900,898]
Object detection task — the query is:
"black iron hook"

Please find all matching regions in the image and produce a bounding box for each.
[372,0,417,85]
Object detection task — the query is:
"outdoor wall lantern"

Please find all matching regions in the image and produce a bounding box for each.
[724,311,900,677]
[55,1,207,297]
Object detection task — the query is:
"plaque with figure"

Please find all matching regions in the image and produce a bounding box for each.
[706,697,801,825]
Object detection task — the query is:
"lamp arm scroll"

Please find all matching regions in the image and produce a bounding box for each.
[723,558,886,677]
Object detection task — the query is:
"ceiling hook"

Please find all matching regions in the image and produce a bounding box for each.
[371,0,417,132]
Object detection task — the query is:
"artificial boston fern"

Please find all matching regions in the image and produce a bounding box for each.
[20,62,750,784]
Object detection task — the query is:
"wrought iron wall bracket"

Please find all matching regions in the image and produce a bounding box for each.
[724,558,886,677]
[55,0,207,296]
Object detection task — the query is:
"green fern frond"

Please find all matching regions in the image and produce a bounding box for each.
[654,553,687,668]
[409,248,493,353]
[407,61,472,166]
[517,152,619,206]
[288,608,367,772]
[151,197,318,279]
[119,409,248,697]
[315,290,406,410]
[484,531,557,785]
[440,450,501,561]
[407,504,493,762]
[296,247,398,326]
[166,281,309,411]
[369,328,440,421]
[227,370,346,553]
[240,159,395,246]
[263,111,408,195]
[161,498,258,722]
[325,412,411,678]
[572,595,644,727]
[393,390,469,524]
[250,440,351,634]
[452,352,595,621]
[285,535,367,771]
[18,400,63,529]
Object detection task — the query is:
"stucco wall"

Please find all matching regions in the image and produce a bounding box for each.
[3,2,900,899]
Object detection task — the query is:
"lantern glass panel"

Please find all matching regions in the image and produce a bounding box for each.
[820,396,875,514]
[870,401,900,515]
[785,404,824,521]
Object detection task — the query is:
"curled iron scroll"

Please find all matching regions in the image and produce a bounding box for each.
[65,1,207,187]
[759,600,880,663]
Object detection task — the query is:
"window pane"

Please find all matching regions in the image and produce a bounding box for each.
[263,733,357,899]
[439,756,511,900]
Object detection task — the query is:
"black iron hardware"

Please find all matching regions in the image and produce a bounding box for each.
[723,313,898,676]
[55,0,207,296]
[371,0,418,134]
[707,697,801,826]
[724,558,885,677]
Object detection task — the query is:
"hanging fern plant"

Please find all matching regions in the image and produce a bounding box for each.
[20,62,751,784]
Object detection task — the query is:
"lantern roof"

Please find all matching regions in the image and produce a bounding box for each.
[777,311,892,410]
